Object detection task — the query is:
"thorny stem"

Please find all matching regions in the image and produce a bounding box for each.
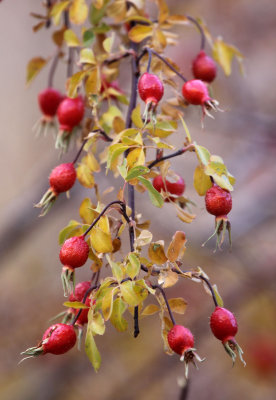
[152,284,176,326]
[48,50,60,88]
[148,144,194,169]
[142,48,188,82]
[187,16,206,51]
[64,11,74,78]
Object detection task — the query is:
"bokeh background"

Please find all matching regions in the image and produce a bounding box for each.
[1,1,276,399]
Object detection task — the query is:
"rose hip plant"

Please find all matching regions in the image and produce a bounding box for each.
[22,0,245,381]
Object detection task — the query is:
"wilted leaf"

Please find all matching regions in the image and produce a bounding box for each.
[26,57,48,86]
[193,164,212,196]
[69,0,88,25]
[85,330,101,372]
[135,230,153,247]
[167,15,188,24]
[157,0,169,23]
[162,270,179,288]
[128,25,153,43]
[168,298,187,314]
[110,298,128,332]
[137,176,164,208]
[167,231,186,262]
[52,27,66,47]
[141,304,160,316]
[90,227,113,253]
[106,0,127,22]
[148,241,168,265]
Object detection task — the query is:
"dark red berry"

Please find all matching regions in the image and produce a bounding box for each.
[59,236,89,268]
[192,50,217,83]
[210,307,238,343]
[69,281,91,302]
[205,185,232,217]
[182,79,210,106]
[153,174,185,197]
[100,79,122,99]
[38,88,63,118]
[167,325,194,355]
[138,72,164,105]
[57,96,85,132]
[49,163,76,194]
[42,324,76,355]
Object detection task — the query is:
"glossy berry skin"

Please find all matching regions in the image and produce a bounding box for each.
[138,73,164,105]
[49,163,76,194]
[210,307,238,343]
[167,325,194,355]
[57,96,84,132]
[59,236,89,268]
[192,50,217,83]
[153,174,185,197]
[205,185,232,217]
[42,324,76,355]
[182,79,210,105]
[38,88,63,118]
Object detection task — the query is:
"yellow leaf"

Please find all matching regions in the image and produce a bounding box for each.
[213,37,244,76]
[127,148,145,169]
[77,164,95,188]
[69,0,88,25]
[50,1,70,25]
[93,0,104,9]
[64,29,81,47]
[162,270,179,288]
[148,241,168,265]
[166,15,188,24]
[97,215,110,234]
[141,304,160,316]
[26,57,48,86]
[167,231,186,262]
[156,0,169,23]
[103,34,114,53]
[113,116,125,133]
[90,227,113,253]
[85,67,100,95]
[66,70,87,97]
[79,198,96,224]
[168,298,187,314]
[193,165,212,196]
[131,105,144,128]
[80,48,96,64]
[152,28,167,50]
[128,25,153,43]
[106,0,127,22]
[86,153,100,172]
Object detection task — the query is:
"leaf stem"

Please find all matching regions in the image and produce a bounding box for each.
[151,284,176,326]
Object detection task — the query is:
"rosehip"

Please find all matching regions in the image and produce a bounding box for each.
[167,325,204,378]
[69,281,91,302]
[49,163,76,194]
[153,174,185,201]
[60,236,89,269]
[57,96,85,132]
[192,50,217,83]
[20,324,76,360]
[210,307,245,366]
[138,72,164,105]
[205,185,232,217]
[38,87,63,119]
[182,79,210,106]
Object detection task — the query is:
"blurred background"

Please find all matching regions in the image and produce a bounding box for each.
[1,0,276,399]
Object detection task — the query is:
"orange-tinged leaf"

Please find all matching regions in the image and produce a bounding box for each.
[52,27,66,47]
[167,231,186,262]
[141,304,160,316]
[90,227,113,253]
[69,0,88,25]
[162,270,179,288]
[148,241,168,265]
[166,15,188,24]
[168,297,187,314]
[26,57,48,86]
[113,116,125,133]
[93,0,104,9]
[128,25,153,43]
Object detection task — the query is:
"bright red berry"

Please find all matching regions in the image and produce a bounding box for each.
[57,96,85,132]
[192,50,217,83]
[138,72,164,105]
[153,174,185,199]
[210,307,238,343]
[38,88,63,118]
[167,325,194,355]
[59,236,89,269]
[49,163,76,194]
[182,79,210,106]
[205,185,232,217]
[42,324,77,355]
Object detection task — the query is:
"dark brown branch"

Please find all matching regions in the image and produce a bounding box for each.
[72,139,88,164]
[148,145,194,169]
[64,11,74,78]
[151,284,176,325]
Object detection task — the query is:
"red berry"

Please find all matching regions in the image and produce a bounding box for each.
[138,72,164,105]
[59,236,89,268]
[38,88,63,118]
[57,96,85,132]
[167,325,194,355]
[42,324,76,355]
[100,79,122,99]
[49,163,76,194]
[69,281,91,302]
[192,50,217,83]
[210,307,238,343]
[153,174,185,197]
[182,79,210,106]
[205,185,232,217]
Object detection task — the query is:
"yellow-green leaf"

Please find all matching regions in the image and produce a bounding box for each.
[128,25,153,43]
[64,29,81,47]
[67,70,87,97]
[120,281,147,306]
[193,164,212,196]
[85,330,101,372]
[80,48,96,64]
[85,67,101,95]
[127,148,145,169]
[131,105,144,128]
[63,301,89,309]
[137,176,164,208]
[79,198,96,224]
[50,1,70,25]
[213,37,244,76]
[26,57,48,86]
[103,34,114,53]
[69,0,88,25]
[110,297,128,332]
[101,288,118,320]
[194,144,211,166]
[106,255,124,282]
[127,253,140,279]
[212,284,224,307]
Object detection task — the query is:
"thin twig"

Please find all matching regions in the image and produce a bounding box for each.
[71,284,98,326]
[48,50,60,88]
[187,16,205,50]
[64,11,74,78]
[152,284,176,325]
[147,145,194,169]
[72,139,88,165]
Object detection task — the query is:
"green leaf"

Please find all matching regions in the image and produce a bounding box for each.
[110,298,128,332]
[106,255,124,282]
[58,220,87,245]
[63,301,89,309]
[137,176,164,208]
[194,144,211,166]
[126,253,140,279]
[83,29,95,47]
[85,330,101,372]
[89,1,108,25]
[126,165,150,181]
[107,143,129,169]
[120,281,147,306]
[117,159,128,180]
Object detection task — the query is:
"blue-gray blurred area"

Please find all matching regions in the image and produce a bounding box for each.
[0,1,276,399]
